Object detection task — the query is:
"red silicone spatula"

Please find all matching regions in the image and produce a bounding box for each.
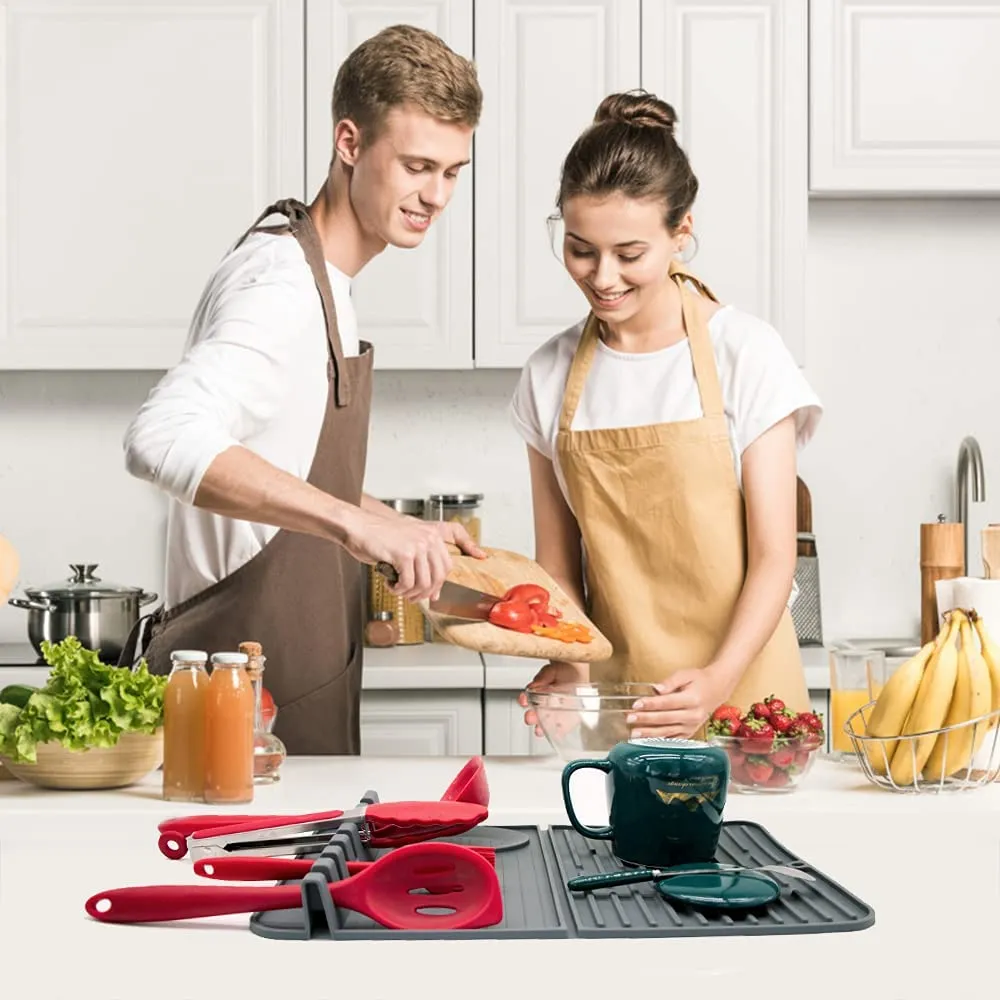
[85,842,503,930]
[440,755,490,806]
[192,847,496,882]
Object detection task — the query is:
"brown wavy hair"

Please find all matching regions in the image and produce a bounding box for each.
[557,90,698,232]
[332,25,482,144]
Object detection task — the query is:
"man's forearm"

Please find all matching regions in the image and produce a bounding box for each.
[192,445,358,546]
[361,493,402,518]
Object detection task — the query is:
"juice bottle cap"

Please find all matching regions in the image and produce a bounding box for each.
[170,649,207,662]
[210,652,249,665]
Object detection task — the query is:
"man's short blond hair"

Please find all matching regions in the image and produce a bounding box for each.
[332,25,482,142]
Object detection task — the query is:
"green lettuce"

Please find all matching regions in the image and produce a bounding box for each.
[0,637,166,764]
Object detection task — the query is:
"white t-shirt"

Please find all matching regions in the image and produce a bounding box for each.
[123,231,359,609]
[510,304,823,506]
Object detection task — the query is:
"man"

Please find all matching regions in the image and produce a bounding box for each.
[122,26,484,754]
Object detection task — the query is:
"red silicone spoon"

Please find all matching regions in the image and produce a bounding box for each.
[192,847,496,882]
[85,842,503,930]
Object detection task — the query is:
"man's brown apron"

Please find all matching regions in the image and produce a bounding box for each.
[556,259,810,717]
[119,199,373,755]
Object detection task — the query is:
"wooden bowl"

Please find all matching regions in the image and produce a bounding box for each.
[0,729,163,790]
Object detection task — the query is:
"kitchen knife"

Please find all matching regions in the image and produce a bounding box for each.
[428,580,502,621]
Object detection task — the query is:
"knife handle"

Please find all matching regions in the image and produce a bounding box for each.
[376,561,399,585]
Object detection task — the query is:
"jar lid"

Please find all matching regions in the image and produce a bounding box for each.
[380,498,425,517]
[372,610,395,621]
[211,652,249,665]
[170,650,208,662]
[25,564,146,599]
[429,493,483,506]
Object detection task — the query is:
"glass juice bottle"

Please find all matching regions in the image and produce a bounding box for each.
[238,640,286,784]
[204,651,254,804]
[162,649,208,802]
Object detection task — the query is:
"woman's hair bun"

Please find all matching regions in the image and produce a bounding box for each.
[594,90,677,134]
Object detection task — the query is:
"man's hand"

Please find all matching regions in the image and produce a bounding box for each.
[424,519,487,560]
[626,666,732,740]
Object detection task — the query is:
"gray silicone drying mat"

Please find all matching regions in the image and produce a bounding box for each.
[549,821,875,938]
[248,789,873,940]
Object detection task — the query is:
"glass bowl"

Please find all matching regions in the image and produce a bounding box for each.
[523,681,658,760]
[707,733,822,793]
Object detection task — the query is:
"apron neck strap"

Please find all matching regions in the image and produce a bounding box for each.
[235,198,352,408]
[558,261,724,432]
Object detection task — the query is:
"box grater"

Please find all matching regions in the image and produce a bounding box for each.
[792,478,823,646]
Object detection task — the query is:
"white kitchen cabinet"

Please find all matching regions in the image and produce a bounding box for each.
[642,0,808,363]
[0,0,304,370]
[473,0,642,368]
[360,690,483,756]
[306,0,474,370]
[810,0,1000,195]
[484,690,556,756]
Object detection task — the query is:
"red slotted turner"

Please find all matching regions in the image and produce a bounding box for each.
[85,842,504,930]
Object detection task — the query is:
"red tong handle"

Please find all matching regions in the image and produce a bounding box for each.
[365,801,488,847]
[157,809,347,860]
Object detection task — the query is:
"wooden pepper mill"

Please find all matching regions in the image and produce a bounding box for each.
[920,515,965,644]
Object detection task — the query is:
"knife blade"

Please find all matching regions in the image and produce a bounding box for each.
[429,580,502,621]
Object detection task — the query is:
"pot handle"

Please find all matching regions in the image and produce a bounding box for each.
[138,591,160,607]
[7,597,54,612]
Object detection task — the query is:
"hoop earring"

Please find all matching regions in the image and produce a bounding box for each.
[676,233,699,264]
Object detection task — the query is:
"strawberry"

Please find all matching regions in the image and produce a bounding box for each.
[769,747,795,769]
[795,711,825,734]
[748,701,772,722]
[743,759,773,784]
[727,748,746,768]
[769,709,797,736]
[708,716,739,738]
[737,718,775,755]
[711,704,742,726]
[788,721,823,749]
[793,749,813,769]
[768,769,791,788]
[763,694,786,715]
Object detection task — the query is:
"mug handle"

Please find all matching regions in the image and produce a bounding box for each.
[561,758,614,840]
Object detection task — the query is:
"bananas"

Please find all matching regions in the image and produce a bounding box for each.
[858,608,1000,786]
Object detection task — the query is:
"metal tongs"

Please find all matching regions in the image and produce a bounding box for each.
[177,800,488,862]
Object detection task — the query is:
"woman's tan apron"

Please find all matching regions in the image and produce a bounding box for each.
[555,260,809,715]
[118,199,374,755]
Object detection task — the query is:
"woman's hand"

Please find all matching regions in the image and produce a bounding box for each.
[627,666,733,740]
[518,661,589,736]
[424,519,486,559]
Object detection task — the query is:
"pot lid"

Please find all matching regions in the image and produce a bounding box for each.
[25,564,145,599]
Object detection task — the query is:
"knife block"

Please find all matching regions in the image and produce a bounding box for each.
[920,521,965,644]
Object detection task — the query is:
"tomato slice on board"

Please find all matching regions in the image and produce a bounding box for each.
[487,600,536,633]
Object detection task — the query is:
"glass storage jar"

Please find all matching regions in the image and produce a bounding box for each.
[427,493,484,545]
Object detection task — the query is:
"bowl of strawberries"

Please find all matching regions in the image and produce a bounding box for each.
[705,695,826,793]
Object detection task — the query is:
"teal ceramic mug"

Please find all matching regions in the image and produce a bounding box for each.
[562,737,730,868]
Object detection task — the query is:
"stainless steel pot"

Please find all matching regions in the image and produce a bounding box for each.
[7,564,159,663]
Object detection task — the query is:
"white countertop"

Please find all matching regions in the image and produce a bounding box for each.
[1,754,997,998]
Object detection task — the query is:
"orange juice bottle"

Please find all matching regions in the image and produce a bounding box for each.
[162,650,209,801]
[204,651,254,804]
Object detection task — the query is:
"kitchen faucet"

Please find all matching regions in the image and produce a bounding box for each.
[956,435,986,573]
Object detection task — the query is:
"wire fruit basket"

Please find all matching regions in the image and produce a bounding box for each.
[844,701,1000,793]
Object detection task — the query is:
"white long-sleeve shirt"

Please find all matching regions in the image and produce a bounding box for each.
[124,231,359,609]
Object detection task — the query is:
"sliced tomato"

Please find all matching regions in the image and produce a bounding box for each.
[502,583,550,608]
[533,610,560,628]
[487,600,536,633]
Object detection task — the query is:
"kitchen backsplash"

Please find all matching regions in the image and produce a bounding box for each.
[2,199,999,646]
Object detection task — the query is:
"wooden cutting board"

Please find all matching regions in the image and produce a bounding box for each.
[420,546,613,662]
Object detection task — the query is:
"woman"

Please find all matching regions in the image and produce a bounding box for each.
[514,91,822,740]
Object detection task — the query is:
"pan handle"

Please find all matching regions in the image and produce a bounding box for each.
[7,597,54,612]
